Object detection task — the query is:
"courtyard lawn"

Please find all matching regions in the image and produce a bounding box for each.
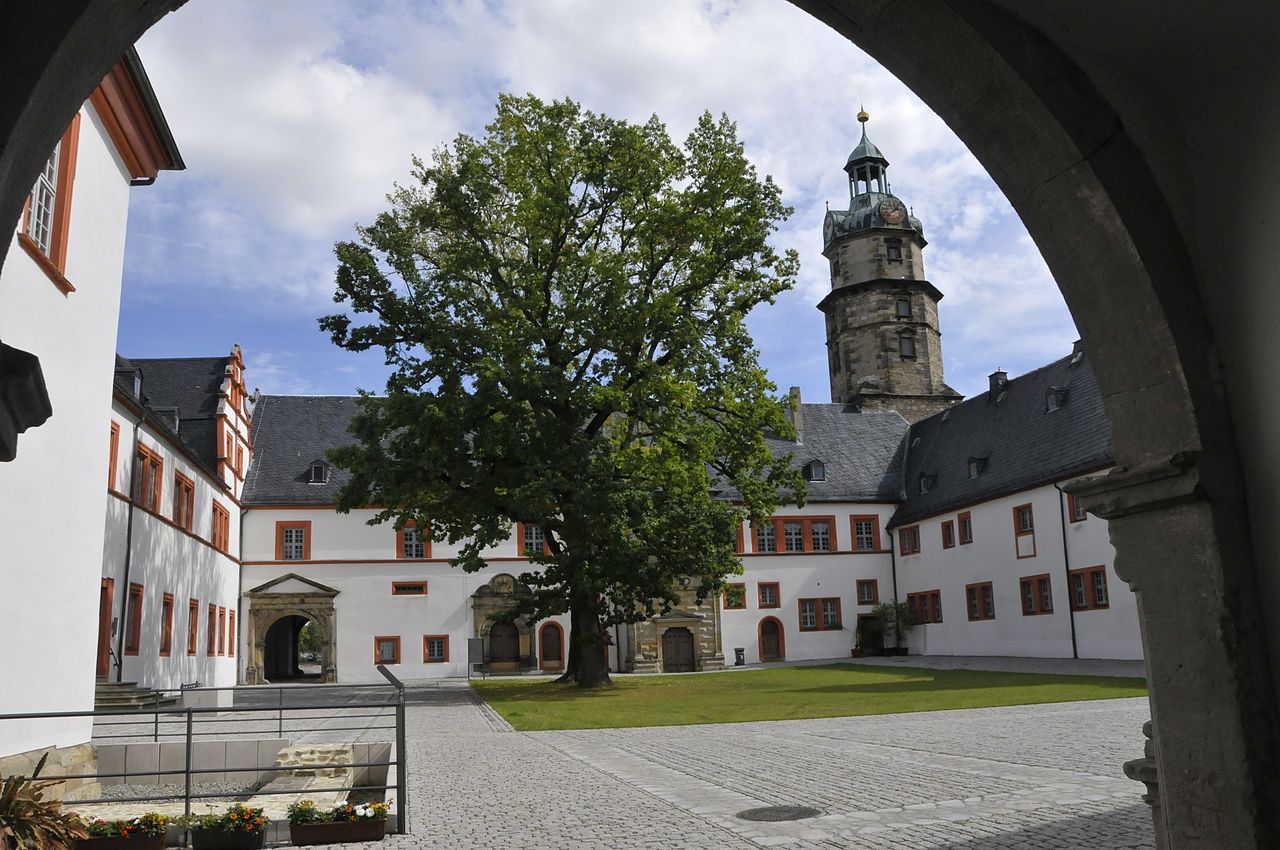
[473,663,1147,731]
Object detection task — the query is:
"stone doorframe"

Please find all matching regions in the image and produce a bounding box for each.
[652,614,701,673]
[243,573,338,684]
[471,573,535,670]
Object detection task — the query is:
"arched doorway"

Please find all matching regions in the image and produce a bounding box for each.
[539,622,564,672]
[262,615,317,681]
[661,627,695,673]
[758,617,785,662]
[489,621,520,667]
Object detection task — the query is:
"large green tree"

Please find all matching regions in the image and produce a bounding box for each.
[321,94,802,687]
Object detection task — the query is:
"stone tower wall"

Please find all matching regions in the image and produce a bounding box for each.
[822,282,947,406]
[826,230,926,287]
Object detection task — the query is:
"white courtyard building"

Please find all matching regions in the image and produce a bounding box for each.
[0,49,182,765]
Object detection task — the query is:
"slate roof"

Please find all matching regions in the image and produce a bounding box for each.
[761,405,909,503]
[114,354,229,471]
[888,350,1114,528]
[242,395,365,505]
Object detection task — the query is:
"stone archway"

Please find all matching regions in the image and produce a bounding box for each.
[244,574,338,684]
[5,3,1280,845]
[471,574,535,672]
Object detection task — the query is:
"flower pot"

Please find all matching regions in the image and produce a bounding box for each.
[189,829,266,850]
[75,837,165,850]
[290,819,387,845]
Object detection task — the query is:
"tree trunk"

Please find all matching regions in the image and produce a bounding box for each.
[555,607,583,684]
[572,599,612,689]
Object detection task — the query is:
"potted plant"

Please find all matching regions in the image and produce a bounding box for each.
[178,804,268,850]
[76,814,169,849]
[0,753,89,850]
[871,600,914,656]
[287,799,389,845]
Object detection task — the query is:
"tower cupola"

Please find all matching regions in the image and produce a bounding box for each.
[844,106,891,198]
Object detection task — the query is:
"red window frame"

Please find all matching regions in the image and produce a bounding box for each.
[207,603,217,655]
[723,583,747,610]
[374,636,401,664]
[855,579,879,605]
[798,597,842,631]
[516,522,552,556]
[158,592,174,657]
[965,581,996,621]
[108,421,120,489]
[212,503,231,553]
[391,582,428,596]
[18,113,80,293]
[423,635,450,663]
[1067,493,1088,523]
[187,599,199,656]
[1019,574,1055,615]
[228,611,236,658]
[849,515,881,552]
[217,607,226,655]
[173,472,195,531]
[275,520,312,561]
[396,521,430,559]
[133,445,163,513]
[941,520,955,549]
[1013,503,1037,558]
[1069,566,1111,611]
[124,583,144,655]
[906,590,943,624]
[958,511,973,544]
[752,516,838,553]
[897,525,921,555]
[757,582,780,609]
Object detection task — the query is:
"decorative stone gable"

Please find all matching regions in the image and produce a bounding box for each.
[625,586,725,673]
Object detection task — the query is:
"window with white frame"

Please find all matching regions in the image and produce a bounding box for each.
[282,526,307,560]
[26,143,60,254]
[523,524,546,554]
[401,527,425,559]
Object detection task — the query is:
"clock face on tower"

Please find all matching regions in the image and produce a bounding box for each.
[823,213,836,242]
[878,197,907,225]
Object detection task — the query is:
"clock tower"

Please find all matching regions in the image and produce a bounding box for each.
[818,108,960,422]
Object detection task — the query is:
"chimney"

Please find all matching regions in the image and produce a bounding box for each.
[988,369,1008,401]
[788,386,803,438]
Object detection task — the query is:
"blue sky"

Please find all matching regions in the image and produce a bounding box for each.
[120,0,1079,402]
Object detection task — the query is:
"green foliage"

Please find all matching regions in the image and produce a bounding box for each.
[298,621,322,657]
[872,600,914,645]
[176,804,267,834]
[84,813,170,837]
[322,93,803,683]
[287,799,389,825]
[0,754,88,850]
[473,665,1149,731]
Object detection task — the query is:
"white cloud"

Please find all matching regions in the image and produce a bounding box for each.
[128,0,1074,399]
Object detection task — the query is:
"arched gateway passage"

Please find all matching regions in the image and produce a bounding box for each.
[244,574,337,684]
[4,3,1280,845]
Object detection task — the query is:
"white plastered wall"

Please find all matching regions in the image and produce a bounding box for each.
[0,102,130,756]
[896,480,1142,660]
[102,399,241,691]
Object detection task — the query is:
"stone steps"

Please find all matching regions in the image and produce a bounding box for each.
[93,680,179,711]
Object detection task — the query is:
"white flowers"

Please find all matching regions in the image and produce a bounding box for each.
[353,804,377,819]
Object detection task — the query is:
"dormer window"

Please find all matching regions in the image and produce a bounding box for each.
[895,297,911,318]
[968,457,988,478]
[308,461,329,484]
[802,460,826,482]
[898,332,916,359]
[1046,386,1069,412]
[919,474,936,494]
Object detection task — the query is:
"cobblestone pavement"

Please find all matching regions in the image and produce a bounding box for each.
[318,682,1153,850]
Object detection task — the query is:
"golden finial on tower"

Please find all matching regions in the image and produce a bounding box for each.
[857,103,869,124]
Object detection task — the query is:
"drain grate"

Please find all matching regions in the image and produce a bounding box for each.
[735,805,824,822]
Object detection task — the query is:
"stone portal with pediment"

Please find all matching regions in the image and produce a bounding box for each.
[626,585,725,673]
[243,573,339,684]
[471,573,536,672]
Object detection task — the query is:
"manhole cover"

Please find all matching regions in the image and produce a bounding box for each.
[735,805,824,822]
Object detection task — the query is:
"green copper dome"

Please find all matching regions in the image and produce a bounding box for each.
[845,126,888,169]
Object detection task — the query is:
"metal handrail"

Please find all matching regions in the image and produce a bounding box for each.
[0,682,410,837]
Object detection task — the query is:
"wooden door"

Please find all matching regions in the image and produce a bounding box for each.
[96,579,114,678]
[760,618,782,661]
[661,627,695,673]
[540,623,563,671]
[489,622,520,663]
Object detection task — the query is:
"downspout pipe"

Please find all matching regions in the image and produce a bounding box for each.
[115,371,145,681]
[888,520,901,651]
[1054,483,1080,660]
